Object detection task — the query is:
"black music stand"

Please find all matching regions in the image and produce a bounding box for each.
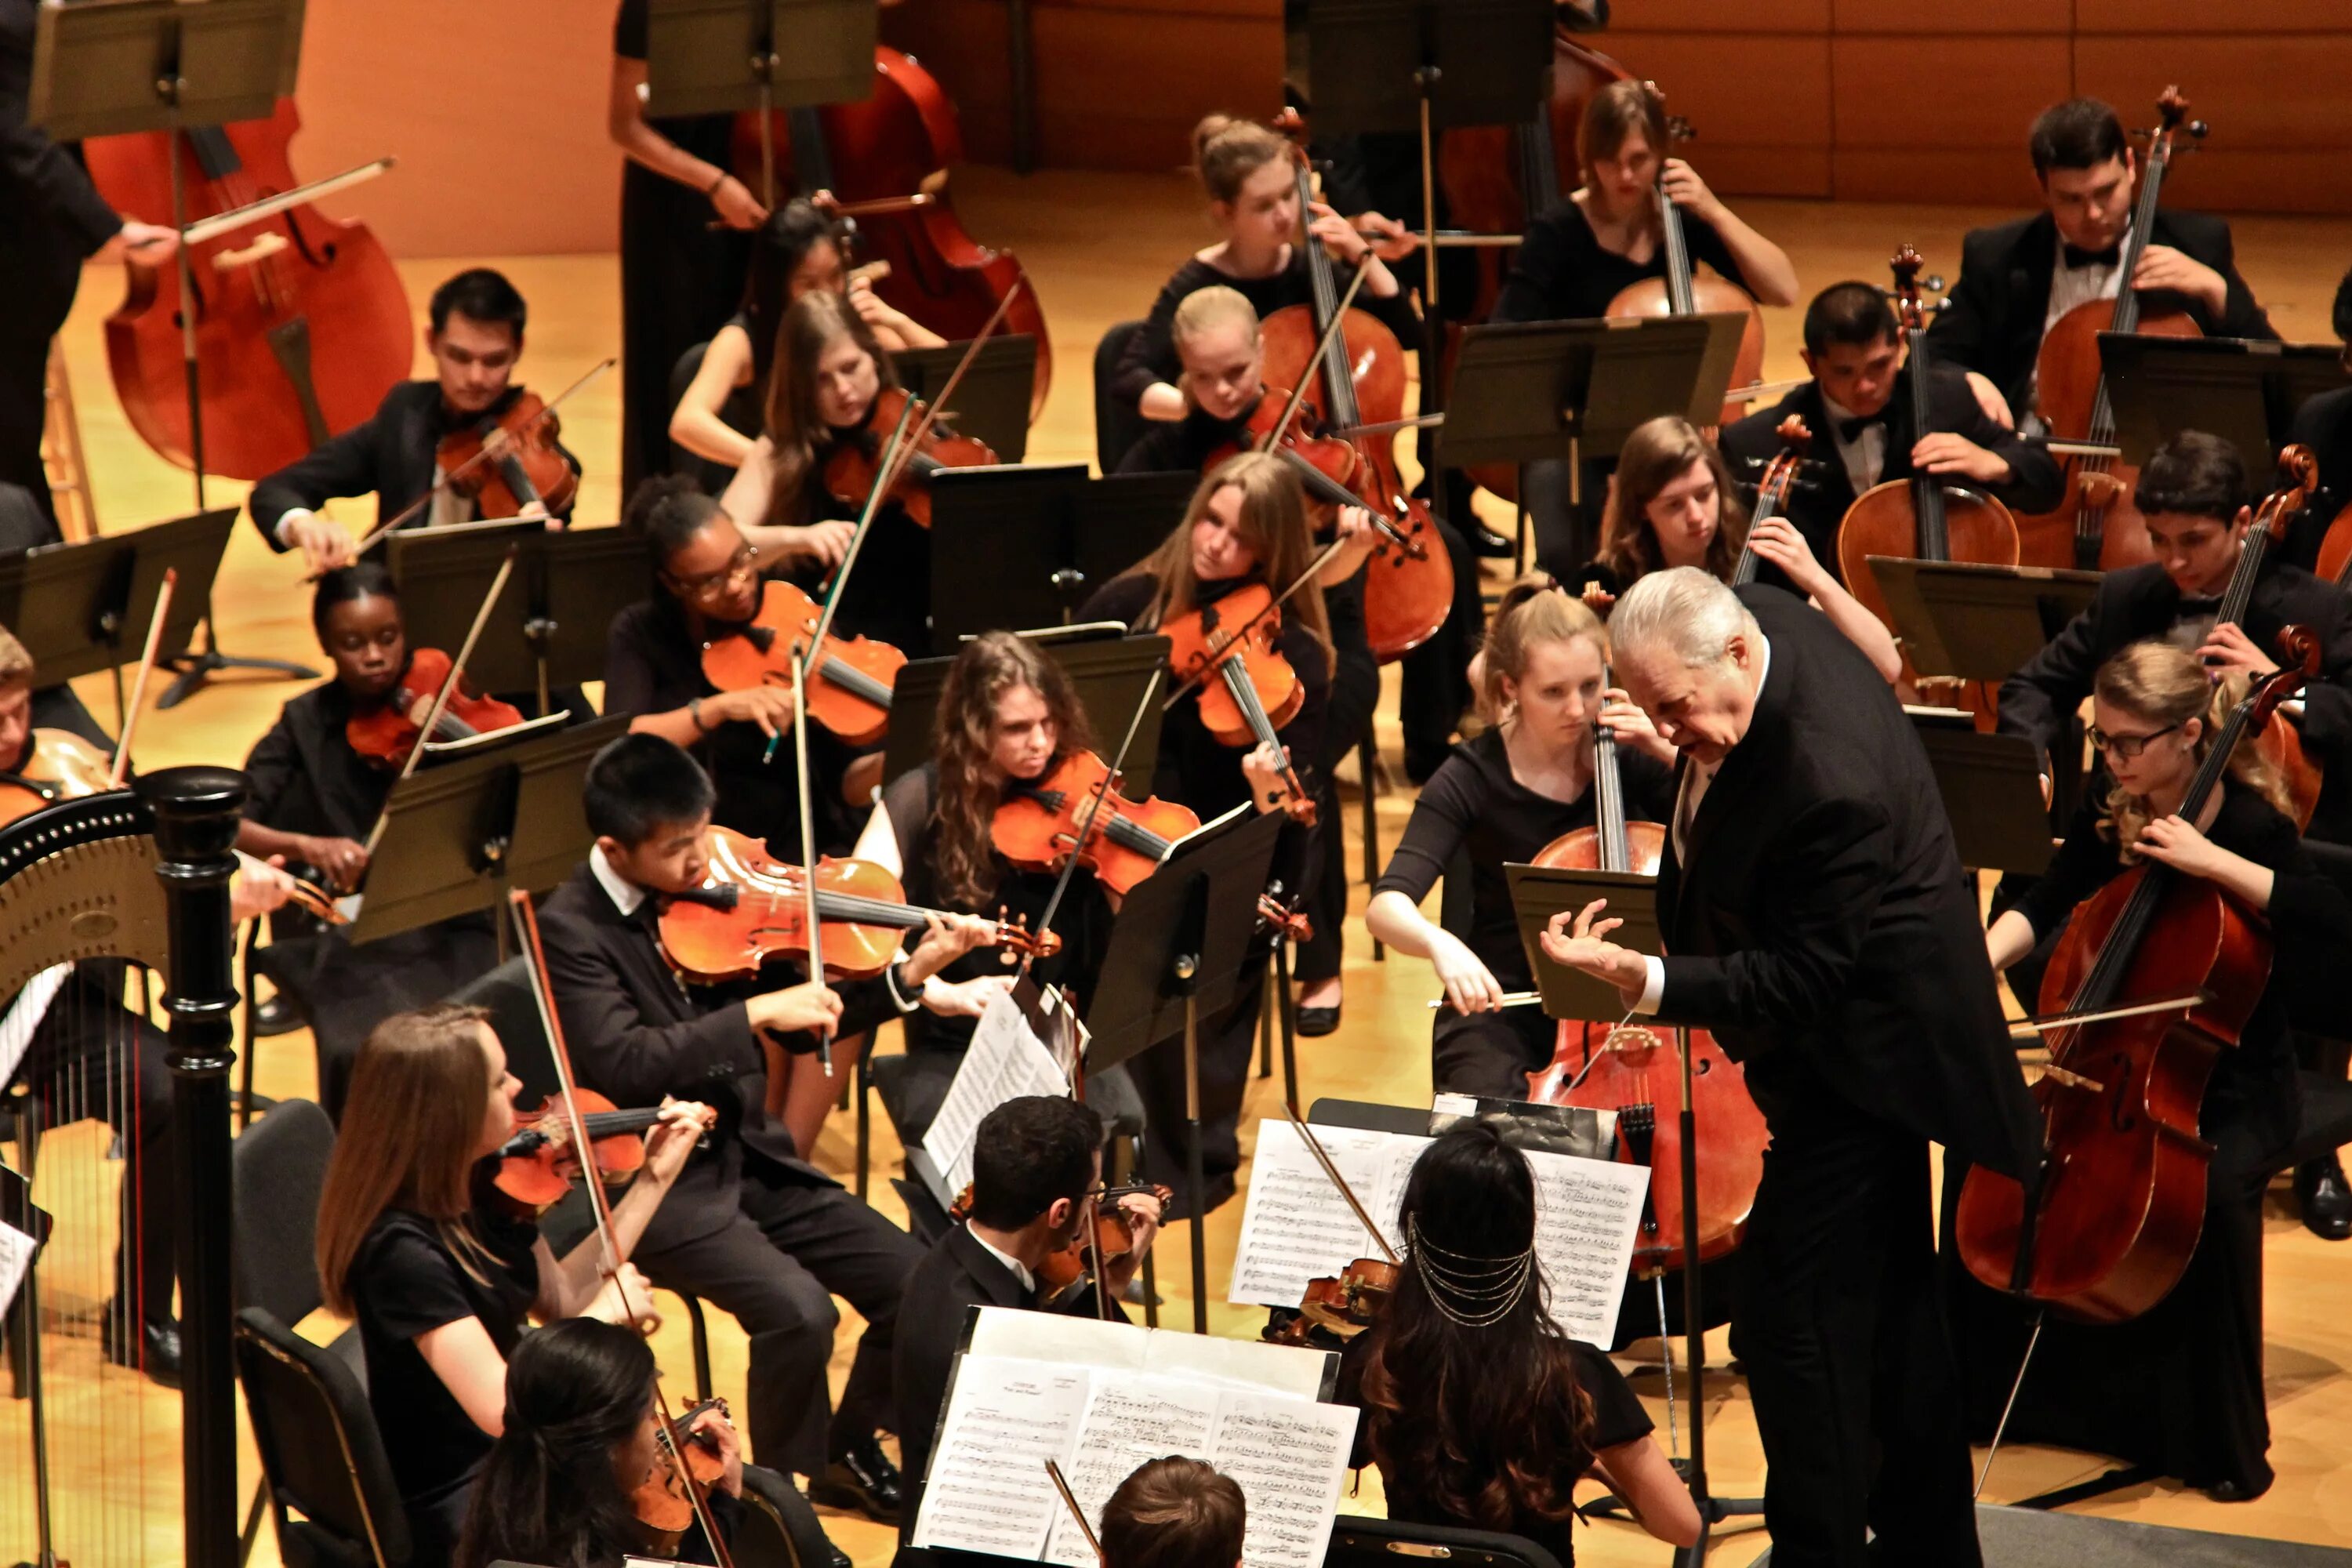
[347,717,626,953]
[2100,332,2352,470]
[893,336,1038,463]
[1441,316,1739,470]
[641,0,874,205]
[0,510,239,728]
[386,521,648,710]
[1909,710,2056,877]
[927,466,1196,641]
[32,0,323,709]
[1083,806,1283,1331]
[881,631,1171,789]
[1504,861,1763,1565]
[1864,557,2102,682]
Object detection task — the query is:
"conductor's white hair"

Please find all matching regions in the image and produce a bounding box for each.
[1610,567,1758,670]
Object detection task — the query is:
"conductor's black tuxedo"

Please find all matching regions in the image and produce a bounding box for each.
[1650,583,2038,1568]
[1997,558,2352,845]
[245,379,581,551]
[538,859,920,1475]
[1925,209,2277,422]
[1719,366,2063,585]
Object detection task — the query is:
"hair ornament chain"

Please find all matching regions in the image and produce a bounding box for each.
[1406,1217,1535,1328]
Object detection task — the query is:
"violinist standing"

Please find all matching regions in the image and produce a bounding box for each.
[1541,568,2040,1568]
[1719,283,2061,577]
[249,270,580,575]
[1962,640,2352,1499]
[1494,80,1798,578]
[1927,99,2276,427]
[0,0,177,531]
[1078,453,1374,1208]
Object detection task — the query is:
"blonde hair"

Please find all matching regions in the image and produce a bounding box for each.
[1192,114,1290,205]
[758,289,900,528]
[1577,78,1668,184]
[0,625,31,687]
[1172,285,1261,353]
[2092,640,2292,857]
[1597,416,1748,586]
[1478,578,1607,727]
[1124,452,1332,663]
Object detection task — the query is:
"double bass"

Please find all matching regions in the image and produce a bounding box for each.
[2014,88,2209,571]
[85,100,413,480]
[1952,647,2313,1323]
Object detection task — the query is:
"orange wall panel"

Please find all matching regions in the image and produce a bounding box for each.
[1029,9,1285,172]
[1617,0,1828,31]
[1834,0,2066,35]
[2077,0,2352,31]
[1831,38,2071,152]
[2074,36,2352,150]
[1602,34,1834,148]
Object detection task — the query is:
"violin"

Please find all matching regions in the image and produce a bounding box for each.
[992,750,1200,898]
[491,1087,706,1215]
[1603,95,1766,427]
[0,731,116,829]
[2211,447,2324,829]
[1265,1256,1399,1346]
[949,1179,1174,1310]
[632,1396,732,1558]
[345,648,528,770]
[731,49,1053,420]
[1521,675,1767,1275]
[820,384,997,528]
[1953,641,2315,1323]
[1159,583,1317,822]
[699,579,906,747]
[2017,88,2207,572]
[658,825,1058,986]
[1729,416,1813,587]
[435,391,579,519]
[85,100,413,480]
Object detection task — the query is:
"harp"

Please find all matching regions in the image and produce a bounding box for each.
[2,768,245,1568]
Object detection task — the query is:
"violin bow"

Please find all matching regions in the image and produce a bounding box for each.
[107,568,176,787]
[336,357,615,564]
[1044,1457,1105,1563]
[786,649,834,1080]
[360,546,519,859]
[1024,663,1167,979]
[1281,1103,1399,1266]
[509,889,736,1567]
[870,273,1028,503]
[1157,533,1350,713]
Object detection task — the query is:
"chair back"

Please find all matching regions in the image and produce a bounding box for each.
[235,1306,414,1568]
[232,1098,339,1330]
[1092,321,1154,474]
[450,957,560,1103]
[1324,1515,1564,1568]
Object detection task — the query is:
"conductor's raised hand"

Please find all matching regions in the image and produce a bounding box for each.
[1539,899,1649,1007]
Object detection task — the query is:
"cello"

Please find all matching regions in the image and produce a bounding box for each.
[85,100,412,480]
[2209,447,2324,829]
[2014,88,2209,572]
[1952,645,2314,1323]
[1522,673,1766,1275]
[1730,416,1812,588]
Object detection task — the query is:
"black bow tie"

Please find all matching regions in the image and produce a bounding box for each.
[1837,412,1889,444]
[2063,241,2122,270]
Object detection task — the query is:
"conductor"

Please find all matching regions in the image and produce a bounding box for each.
[1540,568,2039,1568]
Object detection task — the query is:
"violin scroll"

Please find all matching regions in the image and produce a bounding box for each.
[2248,444,2320,549]
[2248,626,2322,735]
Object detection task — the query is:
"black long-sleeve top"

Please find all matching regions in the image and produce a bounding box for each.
[1493,198,1749,325]
[1108,252,1418,413]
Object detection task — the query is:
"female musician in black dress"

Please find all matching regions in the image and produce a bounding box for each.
[1365,583,1675,1096]
[317,1004,707,1567]
[1340,1120,1700,1561]
[850,631,1120,1145]
[1964,639,2352,1500]
[1076,452,1370,1205]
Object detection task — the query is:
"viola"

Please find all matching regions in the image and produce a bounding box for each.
[633,1396,732,1558]
[731,49,1053,420]
[1603,96,1767,427]
[1265,1256,1400,1346]
[85,100,413,480]
[434,390,579,519]
[658,825,1058,986]
[1953,645,2314,1323]
[992,750,1200,898]
[699,579,906,747]
[491,1087,702,1215]
[2017,88,2207,571]
[1159,583,1316,822]
[1521,678,1767,1275]
[345,648,528,770]
[1729,416,1813,588]
[949,1178,1173,1309]
[820,384,997,528]
[2210,447,2324,829]
[0,731,116,829]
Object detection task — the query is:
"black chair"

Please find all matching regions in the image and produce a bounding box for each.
[1323,1515,1563,1568]
[669,338,763,496]
[737,1462,843,1568]
[235,1305,413,1568]
[1092,321,1153,475]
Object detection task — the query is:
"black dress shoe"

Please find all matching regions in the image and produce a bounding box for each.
[103,1313,182,1388]
[808,1434,901,1525]
[1297,1002,1341,1037]
[1470,524,1515,559]
[2296,1155,2352,1241]
[252,993,305,1038]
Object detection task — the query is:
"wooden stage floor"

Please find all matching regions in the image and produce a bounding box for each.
[4,167,2352,1567]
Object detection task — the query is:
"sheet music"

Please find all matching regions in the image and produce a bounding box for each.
[1523,1146,1650,1345]
[1209,1394,1359,1568]
[1227,1120,1403,1307]
[920,985,1073,1196]
[908,1356,1090,1559]
[0,1215,32,1319]
[0,962,72,1088]
[1043,1377,1223,1566]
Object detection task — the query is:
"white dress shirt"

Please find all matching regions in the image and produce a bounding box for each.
[2044,226,2129,334]
[1819,390,1889,500]
[967,1227,1039,1294]
[590,842,648,916]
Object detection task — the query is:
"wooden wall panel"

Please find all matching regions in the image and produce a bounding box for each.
[883,0,1017,165]
[1832,151,2035,209]
[2078,0,2352,31]
[1599,33,1832,196]
[1028,9,1286,173]
[1615,0,1828,31]
[1831,38,2070,152]
[2075,36,2352,148]
[1833,0,2065,36]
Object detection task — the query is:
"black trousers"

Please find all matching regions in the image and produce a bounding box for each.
[1131,964,1264,1217]
[0,328,56,528]
[1736,1064,1980,1568]
[1430,1005,1554,1100]
[620,162,750,495]
[633,1156,921,1476]
[1524,456,1610,586]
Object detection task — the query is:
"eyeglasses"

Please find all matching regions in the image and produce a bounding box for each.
[2086,721,2180,760]
[667,543,759,598]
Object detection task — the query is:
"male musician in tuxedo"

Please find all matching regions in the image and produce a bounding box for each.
[536,732,994,1525]
[892,1094,1161,1535]
[0,0,178,532]
[1998,430,2352,1236]
[1721,281,2063,578]
[1926,96,2276,425]
[2284,263,2352,570]
[247,267,581,575]
[1541,568,2041,1568]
